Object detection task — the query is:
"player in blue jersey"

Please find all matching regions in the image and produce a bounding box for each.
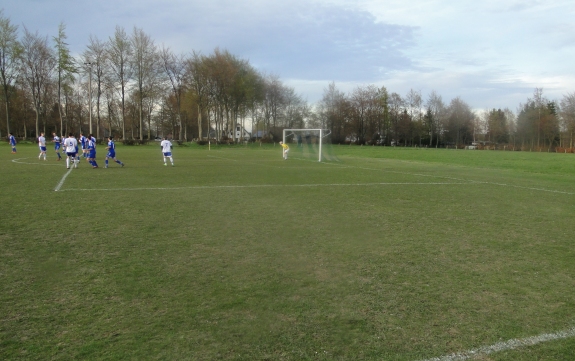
[9,133,16,153]
[160,137,174,166]
[63,133,79,169]
[79,133,88,159]
[86,134,99,168]
[38,132,47,161]
[105,136,124,168]
[52,132,62,161]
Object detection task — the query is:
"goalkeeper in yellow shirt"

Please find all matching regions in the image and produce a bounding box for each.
[280,141,289,160]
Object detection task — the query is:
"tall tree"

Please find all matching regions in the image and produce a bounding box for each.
[185,52,211,140]
[53,22,77,135]
[560,92,575,147]
[319,82,348,143]
[388,92,405,145]
[130,27,157,140]
[83,35,108,139]
[0,10,21,135]
[486,109,509,144]
[160,46,186,140]
[445,97,474,146]
[20,27,55,138]
[425,90,445,147]
[516,88,554,149]
[107,26,132,139]
[405,89,422,145]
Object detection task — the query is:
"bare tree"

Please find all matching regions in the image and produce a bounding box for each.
[130,27,158,140]
[83,35,108,139]
[446,97,475,147]
[0,10,21,135]
[20,27,55,138]
[262,74,285,139]
[319,82,348,143]
[185,52,211,140]
[106,26,132,139]
[388,92,404,145]
[405,89,422,145]
[160,46,186,140]
[560,92,575,148]
[425,90,445,147]
[53,22,77,136]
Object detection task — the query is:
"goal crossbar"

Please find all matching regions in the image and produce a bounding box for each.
[283,129,327,162]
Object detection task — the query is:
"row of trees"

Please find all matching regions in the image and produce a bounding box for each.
[315,84,575,149]
[0,12,310,142]
[1,12,575,148]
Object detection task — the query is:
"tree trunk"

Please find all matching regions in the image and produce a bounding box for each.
[197,104,202,140]
[4,99,10,135]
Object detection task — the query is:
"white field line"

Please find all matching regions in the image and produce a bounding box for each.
[326,157,575,195]
[58,182,473,192]
[11,157,62,166]
[54,166,74,192]
[417,327,575,361]
[207,155,240,162]
[483,182,575,195]
[52,154,575,195]
[206,154,305,168]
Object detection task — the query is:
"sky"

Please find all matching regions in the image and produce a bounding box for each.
[3,0,574,112]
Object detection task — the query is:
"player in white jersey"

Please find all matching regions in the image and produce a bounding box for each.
[160,137,174,166]
[63,133,79,169]
[38,132,47,160]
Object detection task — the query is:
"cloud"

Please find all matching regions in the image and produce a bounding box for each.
[157,2,420,81]
[3,0,574,112]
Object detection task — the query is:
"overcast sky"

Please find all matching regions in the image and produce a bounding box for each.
[3,0,574,112]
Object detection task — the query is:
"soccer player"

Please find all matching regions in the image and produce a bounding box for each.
[9,133,16,153]
[79,133,88,159]
[52,132,62,161]
[38,132,47,160]
[280,141,289,160]
[160,137,174,166]
[63,133,79,169]
[105,136,124,168]
[86,134,99,168]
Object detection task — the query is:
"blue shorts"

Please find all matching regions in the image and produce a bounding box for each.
[40,146,47,152]
[88,150,96,158]
[55,144,61,150]
[163,152,172,157]
[106,151,116,158]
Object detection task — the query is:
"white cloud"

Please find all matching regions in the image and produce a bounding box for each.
[2,0,574,111]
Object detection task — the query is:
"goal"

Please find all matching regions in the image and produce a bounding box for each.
[282,129,331,162]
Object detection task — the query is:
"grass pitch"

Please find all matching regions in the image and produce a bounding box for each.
[1,142,575,360]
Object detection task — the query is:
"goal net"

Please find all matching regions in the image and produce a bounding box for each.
[282,129,334,162]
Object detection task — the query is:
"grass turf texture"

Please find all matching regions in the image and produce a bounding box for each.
[1,142,574,361]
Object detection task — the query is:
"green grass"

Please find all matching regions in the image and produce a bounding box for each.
[1,142,575,360]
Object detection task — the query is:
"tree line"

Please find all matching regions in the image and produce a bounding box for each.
[1,12,575,148]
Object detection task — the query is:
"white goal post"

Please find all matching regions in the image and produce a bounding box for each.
[282,129,331,162]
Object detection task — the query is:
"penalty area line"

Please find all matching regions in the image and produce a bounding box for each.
[54,166,74,192]
[57,182,474,192]
[417,327,575,361]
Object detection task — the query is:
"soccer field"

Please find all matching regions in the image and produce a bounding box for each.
[1,142,575,360]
